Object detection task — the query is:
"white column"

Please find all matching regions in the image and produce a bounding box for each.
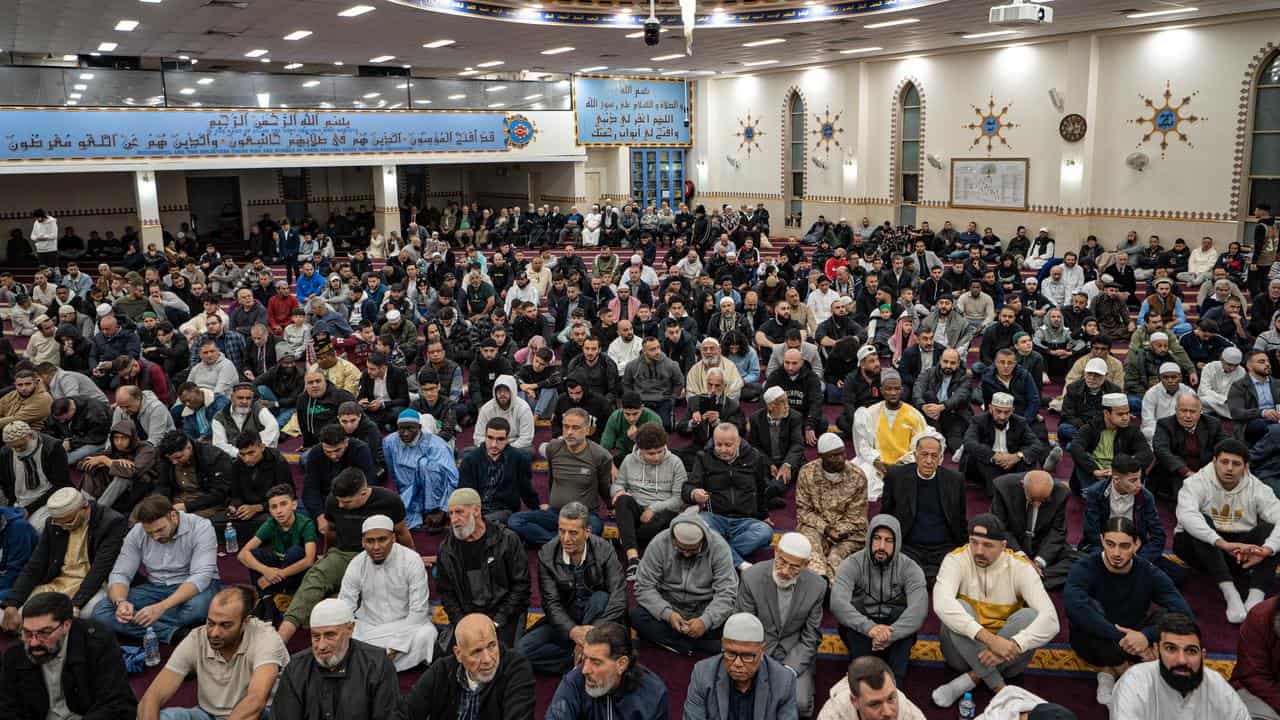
[1058,36,1100,214]
[371,163,400,236]
[133,170,163,249]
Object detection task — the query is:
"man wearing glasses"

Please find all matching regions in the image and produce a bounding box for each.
[684,611,798,720]
[0,591,137,719]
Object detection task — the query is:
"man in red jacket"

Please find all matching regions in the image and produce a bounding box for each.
[1234,596,1280,719]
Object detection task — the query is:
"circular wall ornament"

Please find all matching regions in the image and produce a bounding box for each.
[1059,113,1087,142]
[964,95,1019,154]
[735,112,765,156]
[1127,81,1204,159]
[504,114,537,148]
[810,107,844,154]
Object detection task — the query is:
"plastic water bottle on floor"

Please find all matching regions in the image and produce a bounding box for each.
[143,627,160,667]
[224,524,238,556]
[958,692,976,719]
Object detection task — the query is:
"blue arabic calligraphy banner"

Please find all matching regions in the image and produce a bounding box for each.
[0,109,513,160]
[574,78,689,146]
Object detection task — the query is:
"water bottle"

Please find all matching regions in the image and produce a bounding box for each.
[958,692,976,720]
[224,524,239,555]
[143,627,160,667]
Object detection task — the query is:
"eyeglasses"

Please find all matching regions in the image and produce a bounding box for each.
[723,649,761,665]
[21,623,63,641]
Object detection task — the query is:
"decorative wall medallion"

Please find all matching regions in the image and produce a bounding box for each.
[1128,81,1203,158]
[810,107,844,154]
[964,95,1019,154]
[1059,113,1087,143]
[503,114,537,148]
[735,112,765,157]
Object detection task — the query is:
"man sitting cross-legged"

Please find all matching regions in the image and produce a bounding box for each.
[235,483,316,608]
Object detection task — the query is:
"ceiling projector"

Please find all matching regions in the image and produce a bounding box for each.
[989,0,1053,25]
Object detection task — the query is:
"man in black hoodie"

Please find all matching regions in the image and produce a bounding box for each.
[295,370,355,449]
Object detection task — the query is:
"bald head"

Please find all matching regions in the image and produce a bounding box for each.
[455,613,498,649]
[1022,471,1055,504]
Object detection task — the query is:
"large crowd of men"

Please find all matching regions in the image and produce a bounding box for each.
[0,199,1278,719]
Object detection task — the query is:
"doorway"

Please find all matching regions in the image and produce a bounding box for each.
[186,176,243,248]
[584,171,602,205]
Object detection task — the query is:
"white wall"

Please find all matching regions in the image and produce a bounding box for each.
[694,15,1280,247]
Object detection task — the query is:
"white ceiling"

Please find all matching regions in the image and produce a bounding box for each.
[3,0,1276,78]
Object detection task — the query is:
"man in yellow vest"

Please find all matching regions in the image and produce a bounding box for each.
[851,369,929,502]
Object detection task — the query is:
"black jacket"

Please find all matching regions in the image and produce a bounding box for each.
[295,383,356,447]
[0,618,136,720]
[406,648,536,720]
[458,446,539,516]
[155,440,232,514]
[990,472,1069,564]
[46,395,112,450]
[910,366,974,416]
[1060,378,1122,430]
[436,521,531,629]
[565,354,622,405]
[356,364,411,408]
[0,433,72,515]
[963,413,1049,468]
[1152,414,1226,481]
[2,501,126,611]
[683,442,770,520]
[764,366,825,428]
[273,639,404,720]
[229,446,293,507]
[1227,374,1280,423]
[746,407,805,472]
[879,464,967,549]
[1068,417,1154,476]
[898,344,943,393]
[537,534,628,634]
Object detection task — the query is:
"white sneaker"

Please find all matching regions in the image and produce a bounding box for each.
[738,561,753,572]
[1043,445,1064,474]
[1096,672,1115,705]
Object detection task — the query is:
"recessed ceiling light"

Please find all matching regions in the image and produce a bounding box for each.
[661,69,688,75]
[488,102,506,108]
[458,69,480,76]
[369,55,395,63]
[743,38,785,47]
[579,65,608,72]
[333,61,345,66]
[363,92,381,98]
[1126,6,1199,18]
[61,54,78,61]
[139,0,162,3]
[390,102,403,109]
[448,93,467,99]
[423,39,455,48]
[486,85,508,92]
[962,29,1018,39]
[864,17,918,29]
[114,20,139,31]
[283,30,313,41]
[190,59,198,64]
[415,99,433,104]
[541,46,574,55]
[524,93,543,100]
[191,102,202,107]
[178,55,190,60]
[839,46,883,54]
[197,77,214,84]
[652,53,684,61]
[628,67,653,72]
[260,58,271,63]
[68,93,82,99]
[89,52,100,56]
[79,73,94,80]
[65,100,78,105]
[302,80,321,87]
[178,88,195,95]
[691,70,717,75]
[337,4,375,17]
[97,42,118,52]
[742,59,779,66]
[476,60,504,68]
[396,83,413,89]
[73,84,87,90]
[284,62,303,69]
[245,49,269,57]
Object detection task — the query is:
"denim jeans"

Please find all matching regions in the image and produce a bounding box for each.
[256,385,296,427]
[520,388,559,419]
[700,512,772,567]
[649,399,675,431]
[515,590,610,674]
[65,444,100,465]
[91,581,219,644]
[508,509,604,546]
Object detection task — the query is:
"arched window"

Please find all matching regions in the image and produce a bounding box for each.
[899,82,921,226]
[1249,52,1280,214]
[786,91,805,227]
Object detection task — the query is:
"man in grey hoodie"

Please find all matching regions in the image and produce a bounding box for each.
[630,512,738,656]
[621,337,685,431]
[831,514,928,684]
[613,423,688,581]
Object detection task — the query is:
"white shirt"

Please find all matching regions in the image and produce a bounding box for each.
[31,217,58,252]
[1060,264,1086,295]
[1141,382,1194,442]
[608,336,644,376]
[1199,361,1245,417]
[806,288,838,325]
[504,281,540,315]
[993,426,1008,453]
[1110,660,1249,720]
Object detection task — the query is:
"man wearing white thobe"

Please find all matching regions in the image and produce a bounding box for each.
[338,514,436,671]
[1141,363,1195,443]
[1198,349,1246,419]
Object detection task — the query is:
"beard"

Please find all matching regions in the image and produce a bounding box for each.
[1160,660,1204,697]
[452,517,477,540]
[584,673,618,698]
[772,568,799,589]
[24,639,63,665]
[316,645,349,669]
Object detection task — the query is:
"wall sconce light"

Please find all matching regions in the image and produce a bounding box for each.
[725,155,740,169]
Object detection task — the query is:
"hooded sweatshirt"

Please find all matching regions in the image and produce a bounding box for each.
[1175,463,1280,553]
[612,447,688,516]
[830,515,928,642]
[634,512,738,630]
[472,375,535,449]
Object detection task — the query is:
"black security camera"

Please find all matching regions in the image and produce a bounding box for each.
[644,18,661,46]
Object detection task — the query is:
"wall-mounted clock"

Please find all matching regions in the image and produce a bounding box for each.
[1059,113,1087,142]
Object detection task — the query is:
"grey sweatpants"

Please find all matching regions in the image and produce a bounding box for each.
[939,599,1037,690]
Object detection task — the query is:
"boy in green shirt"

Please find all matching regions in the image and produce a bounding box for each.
[600,392,662,466]
[237,483,318,606]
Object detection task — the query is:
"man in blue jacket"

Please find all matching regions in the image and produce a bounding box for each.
[0,506,37,602]
[684,612,797,720]
[1079,453,1185,584]
[458,417,538,526]
[546,622,670,720]
[294,260,326,304]
[1065,515,1193,707]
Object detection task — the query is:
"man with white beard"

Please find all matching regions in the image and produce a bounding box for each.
[272,599,404,720]
[545,622,670,719]
[337,515,435,671]
[686,337,745,400]
[735,533,827,718]
[211,382,280,457]
[406,613,537,719]
[1198,346,1245,418]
